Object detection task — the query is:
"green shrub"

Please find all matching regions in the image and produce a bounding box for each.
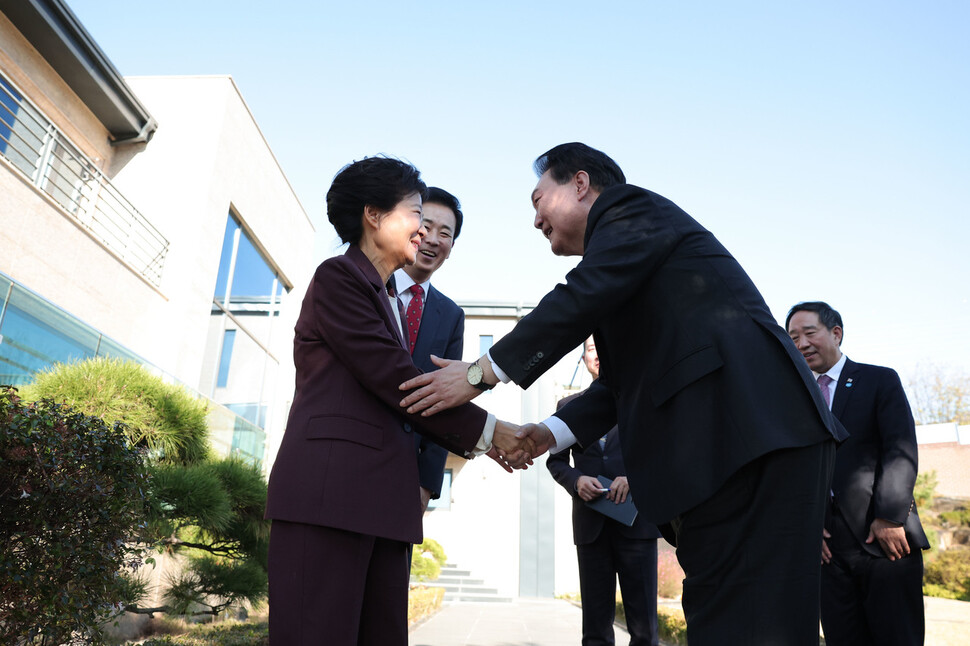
[0,386,150,644]
[141,620,268,645]
[914,470,938,510]
[410,538,447,581]
[21,359,270,622]
[939,507,970,527]
[22,358,210,464]
[408,586,445,627]
[923,549,970,600]
[420,537,447,566]
[657,606,688,645]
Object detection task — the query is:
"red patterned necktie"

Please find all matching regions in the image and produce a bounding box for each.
[817,374,833,408]
[405,284,424,354]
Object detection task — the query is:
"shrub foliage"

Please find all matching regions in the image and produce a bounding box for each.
[22,358,209,464]
[0,386,149,644]
[410,538,447,581]
[15,358,270,628]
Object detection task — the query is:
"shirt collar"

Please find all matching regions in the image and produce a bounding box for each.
[814,352,847,384]
[393,268,431,295]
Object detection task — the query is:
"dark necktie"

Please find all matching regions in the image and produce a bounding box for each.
[405,284,424,354]
[817,374,834,409]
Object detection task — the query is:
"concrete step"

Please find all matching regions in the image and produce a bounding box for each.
[411,562,513,603]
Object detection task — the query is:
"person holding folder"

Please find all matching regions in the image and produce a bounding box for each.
[547,336,661,646]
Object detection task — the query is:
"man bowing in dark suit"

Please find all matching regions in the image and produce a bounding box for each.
[400,142,847,645]
[548,336,661,646]
[787,301,928,646]
[393,187,465,514]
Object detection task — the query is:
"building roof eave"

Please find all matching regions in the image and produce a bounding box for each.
[0,0,157,143]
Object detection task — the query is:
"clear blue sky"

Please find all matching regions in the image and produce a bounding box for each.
[68,0,970,382]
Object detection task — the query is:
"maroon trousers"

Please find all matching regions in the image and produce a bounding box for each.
[268,520,410,645]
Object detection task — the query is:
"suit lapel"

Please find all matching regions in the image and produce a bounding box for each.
[347,246,405,348]
[832,358,858,419]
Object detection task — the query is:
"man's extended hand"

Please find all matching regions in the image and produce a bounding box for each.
[821,527,832,565]
[867,518,910,560]
[399,355,480,416]
[512,423,555,467]
[491,420,536,470]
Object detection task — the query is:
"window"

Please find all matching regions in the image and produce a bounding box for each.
[206,212,289,429]
[479,335,493,356]
[217,329,236,387]
[0,272,140,385]
[428,470,452,511]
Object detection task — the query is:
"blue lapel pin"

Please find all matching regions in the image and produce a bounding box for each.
[845,378,853,388]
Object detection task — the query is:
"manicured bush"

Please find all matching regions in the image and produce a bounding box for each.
[21,358,270,622]
[923,549,970,600]
[408,586,445,627]
[0,386,149,644]
[939,506,970,528]
[657,606,688,645]
[410,537,447,581]
[914,470,938,510]
[22,358,210,464]
[141,620,268,645]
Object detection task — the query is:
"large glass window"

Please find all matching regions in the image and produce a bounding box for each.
[0,273,138,386]
[205,213,288,431]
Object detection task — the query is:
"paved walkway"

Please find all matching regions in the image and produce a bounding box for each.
[408,596,970,646]
[408,598,667,646]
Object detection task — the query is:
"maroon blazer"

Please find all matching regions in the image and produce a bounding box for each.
[265,246,487,543]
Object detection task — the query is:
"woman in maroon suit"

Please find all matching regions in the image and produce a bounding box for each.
[265,158,518,645]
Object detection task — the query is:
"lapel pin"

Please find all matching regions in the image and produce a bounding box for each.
[845,378,853,388]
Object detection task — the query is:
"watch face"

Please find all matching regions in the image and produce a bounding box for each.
[467,363,484,385]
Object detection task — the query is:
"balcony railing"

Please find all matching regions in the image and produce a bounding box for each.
[0,74,168,286]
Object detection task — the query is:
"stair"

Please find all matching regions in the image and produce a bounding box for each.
[412,563,513,603]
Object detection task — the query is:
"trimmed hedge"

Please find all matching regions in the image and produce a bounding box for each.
[408,586,445,627]
[0,386,149,644]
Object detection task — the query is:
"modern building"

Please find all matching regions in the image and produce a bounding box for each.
[0,0,313,463]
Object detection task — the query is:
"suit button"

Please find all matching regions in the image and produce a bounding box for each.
[403,423,413,433]
[537,352,544,359]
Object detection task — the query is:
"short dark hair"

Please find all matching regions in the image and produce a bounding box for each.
[326,156,428,245]
[424,186,463,241]
[786,301,844,341]
[533,142,626,192]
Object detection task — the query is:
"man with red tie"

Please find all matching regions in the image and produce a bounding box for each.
[393,187,465,514]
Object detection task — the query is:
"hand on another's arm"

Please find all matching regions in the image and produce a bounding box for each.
[399,355,481,415]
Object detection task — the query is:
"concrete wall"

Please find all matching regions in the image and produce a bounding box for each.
[113,76,313,398]
[0,12,115,168]
[419,312,584,598]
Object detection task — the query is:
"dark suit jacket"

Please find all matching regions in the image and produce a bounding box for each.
[547,391,661,545]
[490,184,847,524]
[265,246,486,544]
[411,283,465,498]
[830,358,929,557]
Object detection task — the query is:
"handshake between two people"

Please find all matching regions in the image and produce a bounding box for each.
[398,355,555,473]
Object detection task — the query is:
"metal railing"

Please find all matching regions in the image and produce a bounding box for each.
[0,73,168,286]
